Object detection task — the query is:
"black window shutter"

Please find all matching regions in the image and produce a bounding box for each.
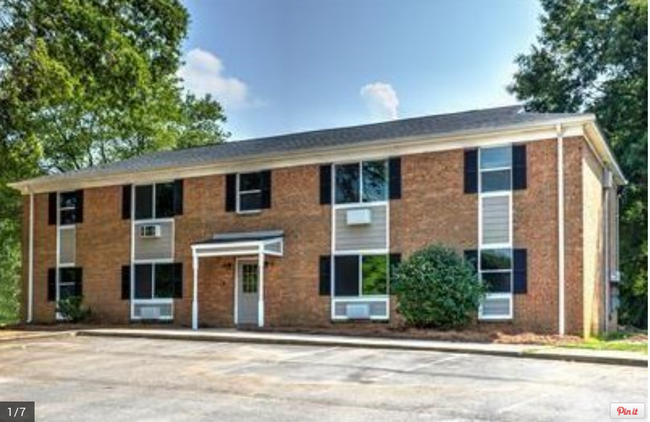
[173,263,183,299]
[513,144,527,190]
[48,193,57,225]
[389,253,402,286]
[75,190,84,223]
[121,265,131,300]
[47,268,56,301]
[319,164,332,205]
[464,250,479,271]
[122,185,132,220]
[464,149,478,194]
[513,249,528,294]
[260,170,272,209]
[173,179,184,216]
[319,256,331,296]
[225,174,237,212]
[74,267,83,297]
[388,157,402,200]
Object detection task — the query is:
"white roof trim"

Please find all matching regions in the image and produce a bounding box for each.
[8,116,625,193]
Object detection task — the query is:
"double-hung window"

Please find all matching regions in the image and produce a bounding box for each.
[59,192,80,225]
[335,161,388,204]
[134,263,179,300]
[135,182,175,220]
[333,254,389,297]
[479,146,513,319]
[237,172,263,212]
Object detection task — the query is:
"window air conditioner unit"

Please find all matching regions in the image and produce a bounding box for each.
[346,304,370,319]
[140,306,161,319]
[139,224,161,238]
[610,271,621,283]
[347,208,372,226]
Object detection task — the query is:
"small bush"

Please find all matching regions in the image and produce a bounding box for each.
[392,244,484,330]
[57,296,91,323]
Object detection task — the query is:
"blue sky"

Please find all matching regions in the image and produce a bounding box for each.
[180,0,542,140]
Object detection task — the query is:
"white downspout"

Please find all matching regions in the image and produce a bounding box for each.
[556,124,565,336]
[27,191,34,323]
[603,178,610,332]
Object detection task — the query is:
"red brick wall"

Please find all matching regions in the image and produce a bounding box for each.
[23,136,605,336]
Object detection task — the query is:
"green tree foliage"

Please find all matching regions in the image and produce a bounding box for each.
[392,245,484,330]
[0,0,228,323]
[508,0,647,328]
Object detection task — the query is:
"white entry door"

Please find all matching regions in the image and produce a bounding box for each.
[237,261,259,325]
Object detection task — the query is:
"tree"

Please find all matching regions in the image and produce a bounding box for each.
[0,0,228,323]
[508,0,647,328]
[392,245,484,329]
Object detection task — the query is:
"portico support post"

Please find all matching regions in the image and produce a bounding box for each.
[192,252,199,330]
[258,252,265,328]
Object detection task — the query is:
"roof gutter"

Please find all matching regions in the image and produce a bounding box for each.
[8,115,625,194]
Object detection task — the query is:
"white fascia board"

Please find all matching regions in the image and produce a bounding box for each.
[583,121,627,185]
[8,117,601,194]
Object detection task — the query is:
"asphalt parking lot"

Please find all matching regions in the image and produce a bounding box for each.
[0,336,646,421]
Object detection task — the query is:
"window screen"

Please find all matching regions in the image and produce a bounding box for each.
[134,264,153,299]
[135,185,154,220]
[334,255,359,296]
[155,182,175,218]
[335,164,360,204]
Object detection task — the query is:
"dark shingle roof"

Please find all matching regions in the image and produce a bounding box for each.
[21,105,590,184]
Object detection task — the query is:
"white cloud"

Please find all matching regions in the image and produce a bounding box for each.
[360,82,399,121]
[178,48,259,109]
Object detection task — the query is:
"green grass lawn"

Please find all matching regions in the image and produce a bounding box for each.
[559,331,648,354]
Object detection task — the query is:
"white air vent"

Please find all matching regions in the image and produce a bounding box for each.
[140,306,161,319]
[346,304,370,319]
[346,209,372,225]
[139,224,161,238]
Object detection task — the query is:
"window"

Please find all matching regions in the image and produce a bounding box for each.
[134,263,178,299]
[58,268,81,301]
[479,147,512,193]
[334,254,388,297]
[135,182,175,220]
[335,161,387,204]
[480,249,512,294]
[238,172,262,212]
[242,264,258,293]
[59,192,79,225]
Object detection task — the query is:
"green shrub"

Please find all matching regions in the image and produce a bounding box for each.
[57,296,91,323]
[392,244,484,329]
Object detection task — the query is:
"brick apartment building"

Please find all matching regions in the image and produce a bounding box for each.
[9,106,625,337]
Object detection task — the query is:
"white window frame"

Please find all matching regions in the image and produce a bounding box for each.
[333,160,388,206]
[478,146,514,320]
[130,182,176,320]
[236,172,263,214]
[133,181,175,221]
[330,253,390,321]
[56,191,78,310]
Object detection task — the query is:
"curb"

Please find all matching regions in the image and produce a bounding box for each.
[0,331,77,343]
[76,330,648,368]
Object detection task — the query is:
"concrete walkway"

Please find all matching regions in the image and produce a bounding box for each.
[74,328,648,367]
